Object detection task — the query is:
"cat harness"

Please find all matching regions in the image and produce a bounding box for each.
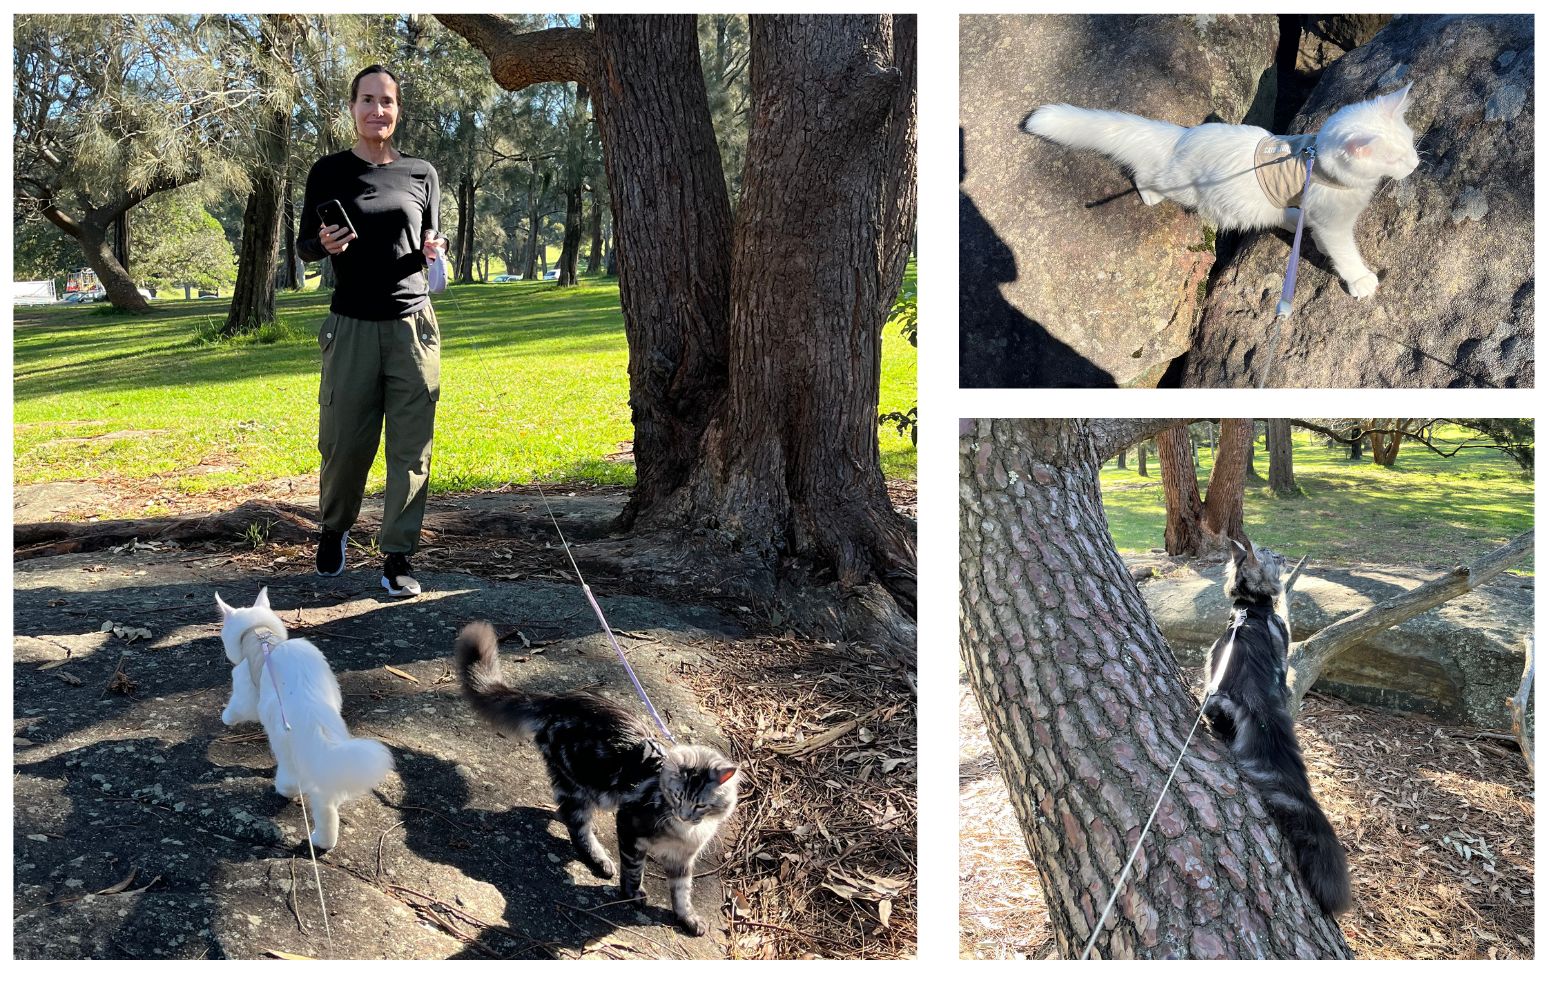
[1253,133,1350,208]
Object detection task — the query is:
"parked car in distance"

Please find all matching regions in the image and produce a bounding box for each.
[542,269,559,280]
[491,274,514,282]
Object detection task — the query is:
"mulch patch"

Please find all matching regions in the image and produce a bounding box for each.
[681,639,917,958]
[959,668,1534,960]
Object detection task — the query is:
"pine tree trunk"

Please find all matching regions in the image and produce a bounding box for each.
[439,13,917,633]
[1157,424,1208,556]
[1117,448,1126,469]
[455,173,477,284]
[1203,419,1252,545]
[1267,419,1300,496]
[1137,442,1148,477]
[224,169,286,333]
[558,180,583,285]
[959,418,1354,960]
[73,221,148,311]
[279,179,299,291]
[587,185,604,273]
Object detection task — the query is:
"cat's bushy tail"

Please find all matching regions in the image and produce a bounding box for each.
[455,621,541,739]
[294,727,394,802]
[1023,105,1185,181]
[1230,700,1353,916]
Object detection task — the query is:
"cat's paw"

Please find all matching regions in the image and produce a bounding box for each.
[1346,272,1379,298]
[677,910,709,937]
[274,781,301,798]
[586,855,617,880]
[620,885,647,904]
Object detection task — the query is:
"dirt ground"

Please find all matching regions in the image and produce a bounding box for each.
[959,666,1535,960]
[13,481,917,959]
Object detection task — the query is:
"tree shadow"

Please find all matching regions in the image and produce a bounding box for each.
[959,127,1117,389]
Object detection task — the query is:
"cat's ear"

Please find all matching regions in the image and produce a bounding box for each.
[1341,134,1378,159]
[215,592,236,618]
[712,766,738,786]
[1229,539,1251,568]
[1374,83,1414,119]
[254,586,271,609]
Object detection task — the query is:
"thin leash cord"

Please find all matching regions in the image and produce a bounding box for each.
[1079,613,1244,961]
[1257,148,1316,389]
[297,792,334,955]
[533,482,676,744]
[256,632,333,954]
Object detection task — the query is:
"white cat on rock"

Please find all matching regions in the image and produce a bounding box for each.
[1025,84,1419,298]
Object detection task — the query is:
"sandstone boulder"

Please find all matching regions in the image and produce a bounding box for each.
[1185,14,1534,388]
[1140,561,1534,731]
[960,14,1279,387]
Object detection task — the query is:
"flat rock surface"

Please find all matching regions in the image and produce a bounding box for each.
[960,13,1278,387]
[13,551,740,959]
[1186,13,1535,387]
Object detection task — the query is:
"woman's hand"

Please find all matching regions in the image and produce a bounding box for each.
[320,223,356,255]
[423,230,448,262]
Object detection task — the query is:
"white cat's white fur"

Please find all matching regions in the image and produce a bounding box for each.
[1025,85,1418,298]
[217,587,393,850]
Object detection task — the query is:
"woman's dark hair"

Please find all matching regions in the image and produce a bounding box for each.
[350,64,401,102]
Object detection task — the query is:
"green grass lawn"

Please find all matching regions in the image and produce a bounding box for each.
[14,266,918,503]
[1100,426,1534,575]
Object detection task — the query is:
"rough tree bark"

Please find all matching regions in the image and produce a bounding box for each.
[440,14,917,638]
[1267,419,1300,497]
[224,15,295,334]
[1158,420,1252,558]
[960,418,1353,959]
[1137,441,1148,477]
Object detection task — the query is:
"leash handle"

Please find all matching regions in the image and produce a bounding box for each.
[535,483,675,744]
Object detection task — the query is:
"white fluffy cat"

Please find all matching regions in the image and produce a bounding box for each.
[1024,85,1418,298]
[217,587,393,850]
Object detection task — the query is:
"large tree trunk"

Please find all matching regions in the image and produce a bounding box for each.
[224,171,286,332]
[224,16,294,334]
[557,180,583,285]
[1157,424,1208,556]
[439,13,917,638]
[1267,419,1300,496]
[37,180,193,312]
[1202,419,1252,546]
[959,418,1354,959]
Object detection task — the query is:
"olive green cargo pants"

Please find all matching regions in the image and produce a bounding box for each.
[317,307,439,555]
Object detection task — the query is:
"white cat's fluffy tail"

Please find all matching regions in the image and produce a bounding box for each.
[295,725,394,802]
[1024,105,1186,185]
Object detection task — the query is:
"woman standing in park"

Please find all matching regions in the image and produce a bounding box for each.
[297,64,447,597]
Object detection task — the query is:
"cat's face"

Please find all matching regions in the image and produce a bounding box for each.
[1321,83,1419,181]
[1225,540,1286,600]
[660,752,738,825]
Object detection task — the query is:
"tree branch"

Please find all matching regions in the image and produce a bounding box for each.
[435,16,598,91]
[1288,418,1500,460]
[1088,418,1195,462]
[1508,634,1534,777]
[1286,529,1536,717]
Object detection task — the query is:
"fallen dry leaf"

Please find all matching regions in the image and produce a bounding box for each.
[382,665,420,684]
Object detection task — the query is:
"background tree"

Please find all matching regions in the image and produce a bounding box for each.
[960,418,1354,958]
[1266,418,1301,497]
[438,14,918,640]
[14,15,231,310]
[1156,419,1251,557]
[223,14,301,334]
[130,186,239,295]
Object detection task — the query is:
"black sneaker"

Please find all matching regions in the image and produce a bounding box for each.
[316,528,349,577]
[382,552,421,597]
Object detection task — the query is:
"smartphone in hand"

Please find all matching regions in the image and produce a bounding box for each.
[316,199,357,239]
